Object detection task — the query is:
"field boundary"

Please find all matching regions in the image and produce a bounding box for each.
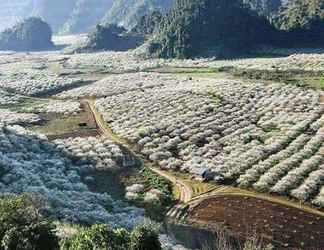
[86,98,324,220]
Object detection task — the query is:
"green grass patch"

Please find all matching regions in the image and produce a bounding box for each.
[167,170,216,198]
[302,77,324,90]
[141,168,173,197]
[120,167,175,221]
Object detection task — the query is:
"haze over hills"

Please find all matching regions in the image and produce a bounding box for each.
[0,0,30,31]
[102,0,173,29]
[0,0,304,34]
[0,0,173,33]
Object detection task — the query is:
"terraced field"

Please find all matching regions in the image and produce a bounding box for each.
[1,48,324,249]
[187,195,324,249]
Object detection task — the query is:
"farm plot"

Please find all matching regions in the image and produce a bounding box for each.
[27,100,82,115]
[94,76,324,208]
[0,109,42,125]
[211,54,324,73]
[31,102,99,140]
[65,51,164,73]
[0,69,83,96]
[0,89,25,105]
[0,125,145,228]
[65,50,214,74]
[53,136,137,170]
[187,195,324,249]
[57,72,184,99]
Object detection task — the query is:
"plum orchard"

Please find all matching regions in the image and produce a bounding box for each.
[58,72,183,99]
[95,75,324,207]
[0,125,144,228]
[0,89,24,105]
[0,109,41,125]
[32,100,82,115]
[211,54,324,72]
[0,70,83,96]
[65,51,324,73]
[54,136,137,170]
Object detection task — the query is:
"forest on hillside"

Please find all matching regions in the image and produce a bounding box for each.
[146,0,324,58]
[0,0,324,56]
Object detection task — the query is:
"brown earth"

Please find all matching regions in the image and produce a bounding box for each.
[187,195,324,249]
[32,101,100,140]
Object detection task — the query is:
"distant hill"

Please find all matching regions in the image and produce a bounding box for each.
[102,0,173,29]
[148,0,278,58]
[0,17,53,51]
[0,0,173,34]
[146,0,324,58]
[0,0,113,34]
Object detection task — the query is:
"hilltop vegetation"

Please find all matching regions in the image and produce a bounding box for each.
[72,24,144,53]
[145,0,324,58]
[148,0,278,58]
[277,0,324,29]
[243,0,282,17]
[0,17,53,51]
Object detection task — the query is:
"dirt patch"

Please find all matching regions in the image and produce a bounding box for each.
[31,102,99,139]
[187,195,324,249]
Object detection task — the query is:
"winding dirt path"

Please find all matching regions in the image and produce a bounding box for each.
[86,99,193,203]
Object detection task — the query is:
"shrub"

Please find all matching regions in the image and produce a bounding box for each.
[130,223,161,250]
[63,224,131,250]
[0,194,59,250]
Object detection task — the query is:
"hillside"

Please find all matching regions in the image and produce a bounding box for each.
[146,0,324,58]
[148,0,278,58]
[277,0,324,30]
[0,17,53,51]
[102,0,173,29]
[0,0,113,34]
[243,0,282,17]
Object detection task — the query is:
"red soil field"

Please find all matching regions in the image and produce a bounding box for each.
[187,195,324,249]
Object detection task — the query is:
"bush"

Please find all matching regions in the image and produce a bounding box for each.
[130,223,161,250]
[63,222,161,250]
[0,194,59,250]
[63,224,130,250]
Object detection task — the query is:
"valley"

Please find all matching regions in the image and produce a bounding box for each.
[0,35,323,248]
